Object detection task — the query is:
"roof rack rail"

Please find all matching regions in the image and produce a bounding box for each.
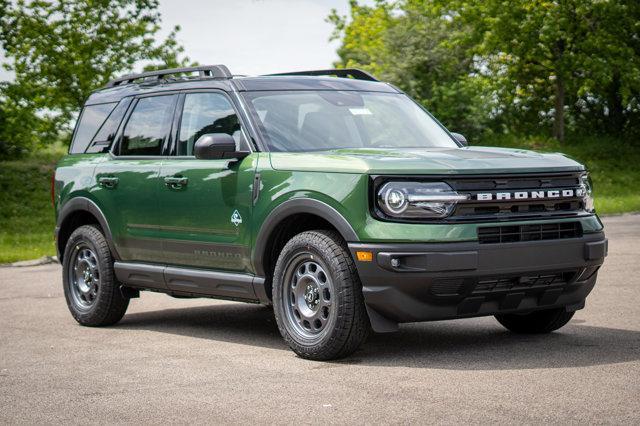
[265,68,378,82]
[105,65,233,88]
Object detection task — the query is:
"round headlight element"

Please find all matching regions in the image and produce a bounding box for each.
[384,188,408,214]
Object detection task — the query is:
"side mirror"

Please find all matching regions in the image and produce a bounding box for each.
[451,132,468,147]
[193,133,248,160]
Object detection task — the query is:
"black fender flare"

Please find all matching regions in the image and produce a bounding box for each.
[55,197,121,262]
[252,198,359,277]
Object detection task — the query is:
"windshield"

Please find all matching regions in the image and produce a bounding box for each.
[243,91,458,152]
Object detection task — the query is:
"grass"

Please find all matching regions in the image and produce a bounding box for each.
[0,147,64,264]
[0,135,638,263]
[480,134,640,215]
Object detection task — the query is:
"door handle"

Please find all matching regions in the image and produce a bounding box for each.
[98,176,119,188]
[164,175,188,189]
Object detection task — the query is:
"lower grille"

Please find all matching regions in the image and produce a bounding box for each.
[478,222,582,244]
[429,270,580,298]
[472,272,572,294]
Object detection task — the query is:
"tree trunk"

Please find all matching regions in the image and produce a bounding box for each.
[607,71,624,135]
[553,75,565,142]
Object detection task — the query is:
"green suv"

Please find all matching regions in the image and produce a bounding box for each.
[53,65,607,360]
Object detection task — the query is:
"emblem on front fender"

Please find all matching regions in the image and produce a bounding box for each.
[231,210,243,226]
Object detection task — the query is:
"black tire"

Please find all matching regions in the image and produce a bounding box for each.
[495,307,575,334]
[272,230,370,360]
[62,224,129,326]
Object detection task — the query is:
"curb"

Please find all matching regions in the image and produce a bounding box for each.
[2,256,59,268]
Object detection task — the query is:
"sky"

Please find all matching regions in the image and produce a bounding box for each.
[0,0,372,81]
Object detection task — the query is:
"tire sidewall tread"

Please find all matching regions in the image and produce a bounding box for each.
[62,224,129,327]
[272,230,370,360]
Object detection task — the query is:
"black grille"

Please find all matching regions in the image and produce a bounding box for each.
[472,272,574,294]
[447,173,585,221]
[429,270,580,299]
[478,222,582,244]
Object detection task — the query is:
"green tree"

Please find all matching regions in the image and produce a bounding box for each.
[456,0,640,141]
[329,0,493,139]
[329,0,640,142]
[0,0,191,155]
[327,0,395,78]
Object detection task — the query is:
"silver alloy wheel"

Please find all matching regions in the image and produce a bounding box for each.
[68,243,100,309]
[283,257,334,339]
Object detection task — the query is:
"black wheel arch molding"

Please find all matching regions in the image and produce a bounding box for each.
[55,196,121,262]
[251,197,360,277]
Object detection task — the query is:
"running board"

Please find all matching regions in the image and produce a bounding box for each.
[114,262,267,303]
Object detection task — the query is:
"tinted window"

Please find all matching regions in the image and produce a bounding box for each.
[244,91,457,152]
[70,103,116,154]
[120,95,176,156]
[85,99,130,153]
[178,93,243,156]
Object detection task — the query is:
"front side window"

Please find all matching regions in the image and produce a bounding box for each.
[120,95,176,156]
[178,92,243,156]
[243,91,458,152]
[70,102,116,154]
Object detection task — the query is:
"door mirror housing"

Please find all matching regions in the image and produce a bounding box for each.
[451,132,468,147]
[193,133,248,160]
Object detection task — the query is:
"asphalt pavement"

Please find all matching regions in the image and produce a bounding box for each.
[1,215,639,424]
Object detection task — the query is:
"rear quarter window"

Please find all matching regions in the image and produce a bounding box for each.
[69,103,117,154]
[85,100,130,153]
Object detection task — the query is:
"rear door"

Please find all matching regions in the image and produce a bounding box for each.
[93,94,177,263]
[157,91,258,272]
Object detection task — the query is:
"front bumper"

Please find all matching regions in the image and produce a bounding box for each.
[348,232,607,332]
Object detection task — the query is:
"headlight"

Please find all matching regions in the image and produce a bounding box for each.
[377,181,468,219]
[581,173,595,212]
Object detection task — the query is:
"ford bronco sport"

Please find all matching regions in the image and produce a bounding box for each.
[53,65,607,360]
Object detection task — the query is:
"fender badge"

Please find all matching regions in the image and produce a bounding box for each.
[231,210,243,227]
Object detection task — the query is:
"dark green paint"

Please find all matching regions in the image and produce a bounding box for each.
[55,145,603,276]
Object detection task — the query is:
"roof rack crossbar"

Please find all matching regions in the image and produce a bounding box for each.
[106,65,233,88]
[265,68,378,82]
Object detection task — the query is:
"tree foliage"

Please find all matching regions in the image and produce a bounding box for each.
[329,0,640,142]
[0,0,191,158]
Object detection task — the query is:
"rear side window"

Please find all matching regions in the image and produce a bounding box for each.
[85,99,131,153]
[119,95,176,156]
[69,103,116,154]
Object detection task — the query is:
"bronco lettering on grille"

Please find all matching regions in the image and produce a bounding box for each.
[475,188,584,201]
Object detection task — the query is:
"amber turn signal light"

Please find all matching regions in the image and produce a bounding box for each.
[356,251,373,262]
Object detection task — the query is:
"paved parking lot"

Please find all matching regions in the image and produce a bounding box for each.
[1,215,639,424]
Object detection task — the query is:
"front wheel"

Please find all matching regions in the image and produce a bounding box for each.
[62,225,129,326]
[495,307,575,334]
[272,230,370,360]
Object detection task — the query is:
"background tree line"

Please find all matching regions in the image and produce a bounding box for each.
[0,0,638,161]
[0,0,191,159]
[329,0,640,143]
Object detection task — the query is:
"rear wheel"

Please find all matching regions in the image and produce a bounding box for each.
[495,307,575,334]
[272,230,370,360]
[62,225,129,326]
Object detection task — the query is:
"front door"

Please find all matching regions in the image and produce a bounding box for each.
[157,91,257,272]
[93,94,177,263]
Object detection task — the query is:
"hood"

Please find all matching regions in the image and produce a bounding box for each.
[269,146,584,175]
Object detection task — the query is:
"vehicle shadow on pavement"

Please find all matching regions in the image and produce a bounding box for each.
[118,303,640,370]
[118,304,286,350]
[357,321,640,370]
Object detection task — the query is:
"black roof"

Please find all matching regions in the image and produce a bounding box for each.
[86,67,399,105]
